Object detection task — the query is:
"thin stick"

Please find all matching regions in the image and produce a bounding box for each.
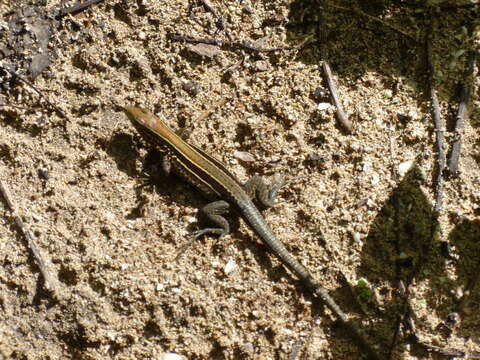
[316,3,352,134]
[2,66,67,119]
[55,0,105,19]
[0,173,60,299]
[426,15,445,213]
[416,341,480,359]
[322,61,353,133]
[448,50,477,175]
[169,34,307,53]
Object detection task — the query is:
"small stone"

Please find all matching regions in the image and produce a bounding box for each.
[455,287,464,299]
[171,287,182,295]
[316,102,331,111]
[224,258,237,275]
[186,43,220,59]
[251,310,260,318]
[254,60,268,72]
[211,260,221,269]
[104,211,116,221]
[240,342,254,354]
[182,81,201,96]
[156,283,164,291]
[158,353,185,360]
[397,160,414,177]
[397,113,412,124]
[233,151,255,162]
[312,87,327,100]
[185,216,197,224]
[352,232,361,243]
[38,167,49,180]
[307,153,324,163]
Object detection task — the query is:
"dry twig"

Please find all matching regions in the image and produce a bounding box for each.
[448,50,477,175]
[169,34,307,53]
[321,61,353,133]
[1,65,67,119]
[315,5,352,133]
[417,341,480,359]
[0,172,61,299]
[425,15,445,213]
[55,0,105,19]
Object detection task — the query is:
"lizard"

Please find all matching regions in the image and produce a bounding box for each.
[122,105,380,360]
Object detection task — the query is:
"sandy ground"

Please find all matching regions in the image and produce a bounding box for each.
[0,0,479,359]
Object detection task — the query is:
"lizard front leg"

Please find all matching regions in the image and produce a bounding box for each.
[176,200,230,258]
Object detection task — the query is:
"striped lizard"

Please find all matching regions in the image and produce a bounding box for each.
[122,106,379,359]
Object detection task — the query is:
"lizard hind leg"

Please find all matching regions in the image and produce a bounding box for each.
[176,200,231,259]
[244,175,299,209]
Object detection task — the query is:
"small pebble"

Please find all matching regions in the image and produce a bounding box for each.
[240,342,254,354]
[171,287,182,295]
[158,353,185,360]
[224,258,237,275]
[38,167,49,180]
[233,151,255,162]
[312,87,327,100]
[186,43,220,59]
[397,113,412,123]
[254,60,268,72]
[352,232,361,243]
[182,81,201,96]
[104,211,116,221]
[397,159,414,177]
[316,102,331,111]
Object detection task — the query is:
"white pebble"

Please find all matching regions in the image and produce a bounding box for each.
[397,160,414,177]
[224,258,237,275]
[352,232,362,243]
[158,353,185,360]
[316,102,331,111]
